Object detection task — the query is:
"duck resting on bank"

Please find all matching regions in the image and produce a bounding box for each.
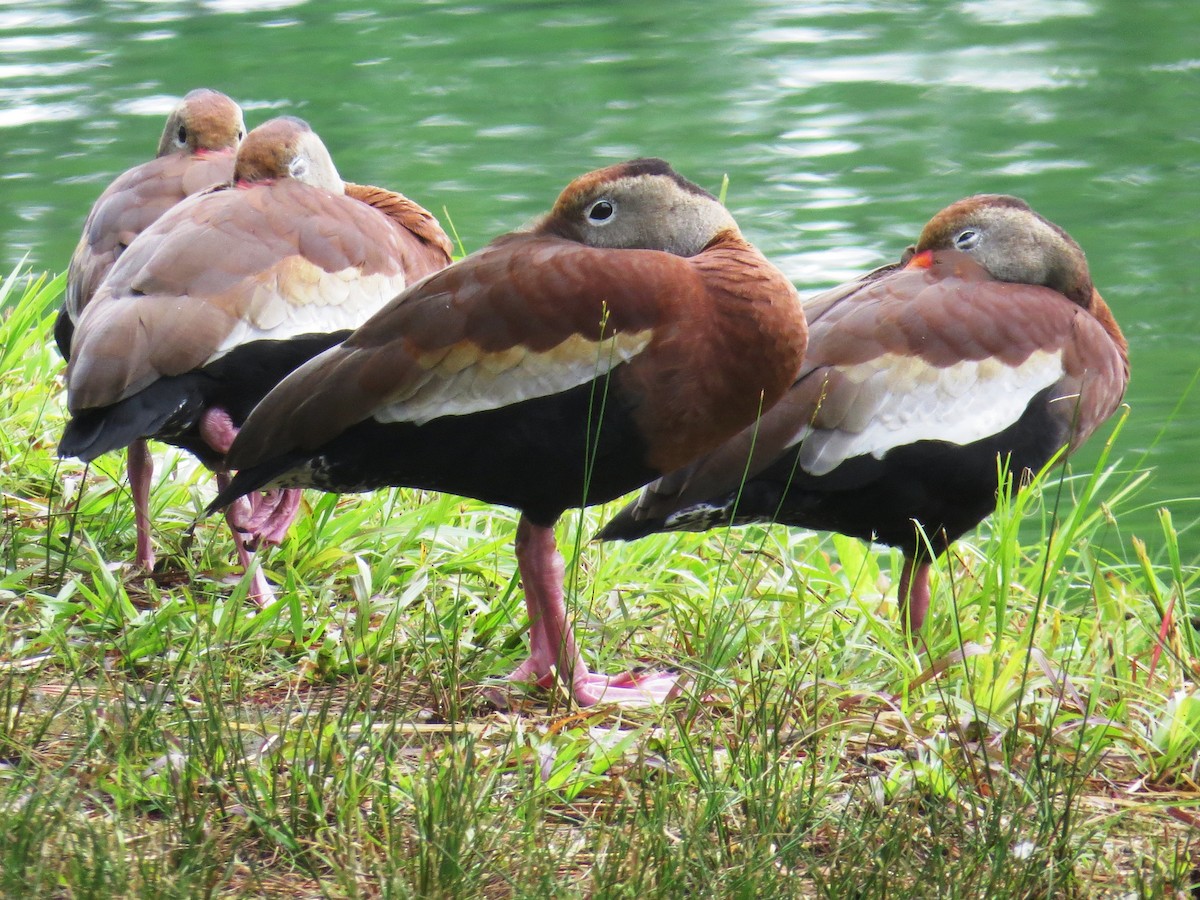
[212,158,809,705]
[58,88,246,573]
[598,194,1129,634]
[59,116,453,604]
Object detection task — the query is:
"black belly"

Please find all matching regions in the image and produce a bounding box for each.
[286,379,658,526]
[724,387,1071,556]
[60,332,350,467]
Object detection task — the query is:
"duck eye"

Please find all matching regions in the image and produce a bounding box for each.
[176,124,188,146]
[586,199,615,224]
[288,156,309,180]
[955,229,980,250]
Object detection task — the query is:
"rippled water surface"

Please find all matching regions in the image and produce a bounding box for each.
[1,0,1196,538]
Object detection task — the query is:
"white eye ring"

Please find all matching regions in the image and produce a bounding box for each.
[955,229,980,250]
[288,156,309,180]
[586,198,616,224]
[174,124,188,148]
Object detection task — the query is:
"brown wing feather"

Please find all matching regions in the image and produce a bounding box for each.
[65,151,236,324]
[344,182,454,273]
[802,254,1080,368]
[621,232,804,472]
[66,179,425,412]
[1060,288,1129,451]
[226,229,804,475]
[226,233,679,462]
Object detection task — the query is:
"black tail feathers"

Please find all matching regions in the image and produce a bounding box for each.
[594,504,664,542]
[205,457,302,517]
[59,379,207,462]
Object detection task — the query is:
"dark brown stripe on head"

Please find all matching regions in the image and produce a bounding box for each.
[613,158,716,199]
[561,158,716,205]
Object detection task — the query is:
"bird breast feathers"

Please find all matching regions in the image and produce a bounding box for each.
[794,349,1066,476]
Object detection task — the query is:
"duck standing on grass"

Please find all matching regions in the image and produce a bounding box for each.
[58,88,246,573]
[212,158,809,706]
[598,195,1129,634]
[59,116,453,606]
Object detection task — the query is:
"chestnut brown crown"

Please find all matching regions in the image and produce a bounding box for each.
[232,116,343,193]
[915,194,1094,307]
[541,158,739,257]
[154,88,246,158]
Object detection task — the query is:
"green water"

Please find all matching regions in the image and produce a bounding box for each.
[1,0,1196,542]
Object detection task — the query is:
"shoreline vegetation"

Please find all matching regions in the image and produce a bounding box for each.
[2,266,1197,896]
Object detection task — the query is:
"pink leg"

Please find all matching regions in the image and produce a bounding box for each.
[897,556,932,634]
[200,407,299,544]
[128,438,155,571]
[200,407,257,533]
[508,516,682,707]
[215,472,276,608]
[203,406,276,605]
[198,407,297,606]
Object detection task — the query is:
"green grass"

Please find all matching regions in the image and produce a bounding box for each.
[2,265,1198,898]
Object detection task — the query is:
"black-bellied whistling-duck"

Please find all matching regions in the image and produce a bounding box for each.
[58,88,246,572]
[59,116,453,605]
[599,195,1130,634]
[212,158,808,706]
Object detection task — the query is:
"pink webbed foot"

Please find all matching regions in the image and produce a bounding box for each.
[505,653,684,706]
[563,670,684,707]
[202,407,301,547]
[507,516,684,708]
[200,408,299,607]
[239,488,302,547]
[258,489,301,544]
[223,492,259,534]
[230,489,279,535]
[505,632,684,707]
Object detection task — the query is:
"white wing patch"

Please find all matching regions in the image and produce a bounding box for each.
[795,349,1066,476]
[373,329,653,426]
[212,261,408,359]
